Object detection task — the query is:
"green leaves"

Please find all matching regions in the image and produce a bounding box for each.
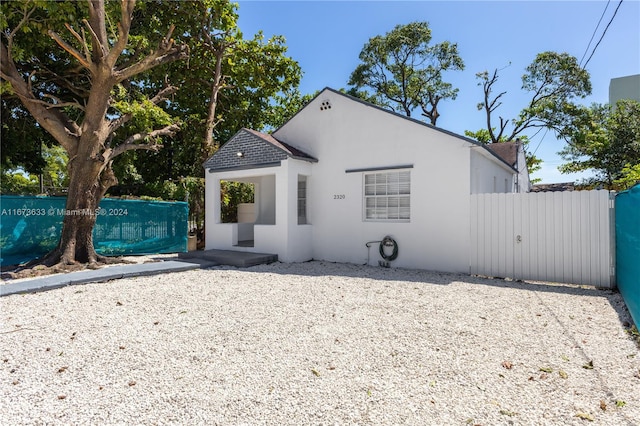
[559,99,640,188]
[118,1,302,185]
[517,52,591,133]
[615,164,640,191]
[522,52,591,97]
[112,99,174,131]
[348,21,464,125]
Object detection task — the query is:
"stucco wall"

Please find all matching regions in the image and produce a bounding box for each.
[283,160,314,262]
[206,88,519,273]
[254,175,276,225]
[204,161,314,262]
[470,148,516,194]
[274,90,476,273]
[205,165,283,253]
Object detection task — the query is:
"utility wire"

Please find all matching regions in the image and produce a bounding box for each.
[582,0,624,69]
[579,0,611,67]
[531,128,548,157]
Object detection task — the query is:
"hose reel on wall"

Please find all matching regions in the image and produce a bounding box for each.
[379,235,399,261]
[365,235,399,267]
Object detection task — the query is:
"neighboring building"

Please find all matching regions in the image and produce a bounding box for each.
[609,74,640,105]
[531,182,576,192]
[203,88,530,273]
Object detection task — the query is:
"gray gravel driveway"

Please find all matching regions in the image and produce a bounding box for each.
[1,261,639,425]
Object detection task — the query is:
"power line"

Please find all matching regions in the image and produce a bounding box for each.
[531,127,548,157]
[579,0,611,67]
[582,0,624,69]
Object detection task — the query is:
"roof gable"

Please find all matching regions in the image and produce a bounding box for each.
[274,87,517,172]
[203,128,316,172]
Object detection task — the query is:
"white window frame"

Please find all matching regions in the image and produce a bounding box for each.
[297,175,307,225]
[363,170,411,222]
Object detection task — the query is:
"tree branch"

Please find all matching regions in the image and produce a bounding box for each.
[496,116,508,142]
[86,0,109,61]
[1,41,80,152]
[44,68,91,99]
[4,3,36,64]
[150,84,180,104]
[107,123,180,160]
[48,30,93,70]
[37,95,86,111]
[108,85,179,134]
[81,18,108,59]
[107,0,136,66]
[63,23,92,65]
[479,68,514,143]
[114,25,188,82]
[482,71,498,143]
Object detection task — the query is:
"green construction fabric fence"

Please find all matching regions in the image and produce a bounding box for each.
[616,184,640,327]
[0,195,188,266]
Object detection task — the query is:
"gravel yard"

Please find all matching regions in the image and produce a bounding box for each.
[1,261,639,425]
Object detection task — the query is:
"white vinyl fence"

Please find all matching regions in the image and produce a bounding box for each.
[470,190,615,288]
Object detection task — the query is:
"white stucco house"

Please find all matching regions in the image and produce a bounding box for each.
[204,88,530,273]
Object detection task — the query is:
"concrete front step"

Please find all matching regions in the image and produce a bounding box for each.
[179,249,278,268]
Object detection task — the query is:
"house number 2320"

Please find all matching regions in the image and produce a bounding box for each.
[333,194,345,199]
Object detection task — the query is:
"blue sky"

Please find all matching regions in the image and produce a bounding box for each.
[236,1,640,183]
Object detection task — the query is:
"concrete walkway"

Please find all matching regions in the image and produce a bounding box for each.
[0,249,277,297]
[0,258,215,297]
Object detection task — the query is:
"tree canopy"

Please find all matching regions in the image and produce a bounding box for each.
[348,21,464,125]
[558,99,640,189]
[472,52,591,145]
[106,1,303,187]
[466,52,591,182]
[1,0,303,266]
[1,0,193,265]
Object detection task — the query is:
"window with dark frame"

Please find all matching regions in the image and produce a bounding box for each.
[298,176,307,224]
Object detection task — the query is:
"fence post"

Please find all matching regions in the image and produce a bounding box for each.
[609,192,616,288]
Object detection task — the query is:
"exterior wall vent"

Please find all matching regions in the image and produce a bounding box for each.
[320,100,332,111]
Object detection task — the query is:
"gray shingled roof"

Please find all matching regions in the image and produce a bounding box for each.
[203,128,316,172]
[242,129,316,161]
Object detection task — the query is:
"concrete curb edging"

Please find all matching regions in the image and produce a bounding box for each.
[0,260,207,297]
[1,250,277,297]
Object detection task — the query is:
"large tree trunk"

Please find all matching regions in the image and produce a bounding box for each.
[2,0,187,271]
[39,153,117,267]
[41,51,115,266]
[55,190,101,266]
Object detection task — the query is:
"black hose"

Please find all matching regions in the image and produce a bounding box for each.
[379,236,398,261]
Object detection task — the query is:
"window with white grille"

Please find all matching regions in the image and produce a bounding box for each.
[364,170,410,221]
